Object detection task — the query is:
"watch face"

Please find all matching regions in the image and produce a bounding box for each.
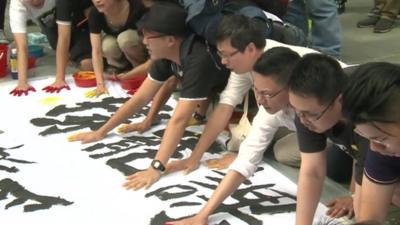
[152,160,165,172]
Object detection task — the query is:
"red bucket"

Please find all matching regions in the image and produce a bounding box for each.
[0,44,7,78]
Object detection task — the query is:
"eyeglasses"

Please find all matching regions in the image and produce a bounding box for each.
[216,50,240,60]
[144,34,167,40]
[295,97,336,122]
[354,128,388,145]
[254,87,286,99]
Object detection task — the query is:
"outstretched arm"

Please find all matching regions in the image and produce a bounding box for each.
[69,78,161,143]
[167,103,234,174]
[123,98,203,190]
[118,76,179,133]
[296,151,327,225]
[168,171,246,225]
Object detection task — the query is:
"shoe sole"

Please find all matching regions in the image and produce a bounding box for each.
[357,24,377,28]
[374,28,392,33]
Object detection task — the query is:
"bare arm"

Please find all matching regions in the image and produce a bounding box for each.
[118,76,179,133]
[166,103,234,173]
[123,98,203,190]
[69,78,161,143]
[191,104,234,160]
[296,151,327,225]
[117,59,153,80]
[13,33,29,87]
[55,24,71,84]
[358,176,394,222]
[169,171,246,225]
[90,33,107,95]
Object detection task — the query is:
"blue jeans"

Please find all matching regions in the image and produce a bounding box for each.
[284,0,342,57]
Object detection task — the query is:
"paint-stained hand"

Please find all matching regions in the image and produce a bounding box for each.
[166,157,200,175]
[10,84,36,96]
[42,80,70,93]
[166,215,208,225]
[123,168,161,191]
[67,131,106,144]
[325,195,354,218]
[118,120,152,134]
[206,153,237,170]
[85,86,109,98]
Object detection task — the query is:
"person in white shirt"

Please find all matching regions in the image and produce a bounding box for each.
[9,0,93,96]
[167,15,319,174]
[167,46,300,225]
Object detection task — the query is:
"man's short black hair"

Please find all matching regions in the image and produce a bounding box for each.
[215,15,266,52]
[288,53,345,105]
[253,47,300,86]
[342,62,400,124]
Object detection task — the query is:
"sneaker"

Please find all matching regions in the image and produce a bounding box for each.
[357,16,380,28]
[374,18,395,33]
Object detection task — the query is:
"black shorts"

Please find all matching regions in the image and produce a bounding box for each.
[43,27,91,63]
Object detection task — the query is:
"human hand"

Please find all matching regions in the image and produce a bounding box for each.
[325,195,354,218]
[123,168,161,191]
[42,80,70,93]
[165,215,208,225]
[118,121,152,134]
[9,84,36,96]
[84,86,109,98]
[166,156,200,175]
[105,73,119,82]
[67,131,106,144]
[206,153,237,170]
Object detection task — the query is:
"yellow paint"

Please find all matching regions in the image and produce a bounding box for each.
[40,96,63,106]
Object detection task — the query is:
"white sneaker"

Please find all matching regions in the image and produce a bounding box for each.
[0,30,9,44]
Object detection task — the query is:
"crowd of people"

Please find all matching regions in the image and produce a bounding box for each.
[1,0,399,225]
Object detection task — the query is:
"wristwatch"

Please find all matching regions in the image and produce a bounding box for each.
[151,159,166,173]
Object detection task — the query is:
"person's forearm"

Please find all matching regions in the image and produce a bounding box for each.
[143,77,177,124]
[92,49,104,86]
[55,32,70,81]
[191,104,234,160]
[97,88,153,136]
[122,59,152,79]
[296,168,325,225]
[198,171,246,219]
[154,101,199,165]
[17,40,28,84]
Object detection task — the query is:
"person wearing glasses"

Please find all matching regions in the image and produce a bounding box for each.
[168,46,302,225]
[342,62,400,223]
[288,54,369,225]
[69,2,230,190]
[167,15,319,176]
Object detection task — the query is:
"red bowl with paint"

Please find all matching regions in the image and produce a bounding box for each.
[73,71,96,87]
[120,75,146,91]
[28,57,36,69]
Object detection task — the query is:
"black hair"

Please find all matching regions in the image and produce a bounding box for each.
[288,53,346,105]
[215,15,266,52]
[253,47,300,86]
[342,62,400,124]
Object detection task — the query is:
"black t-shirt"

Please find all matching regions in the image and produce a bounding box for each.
[56,0,92,29]
[364,150,400,184]
[295,117,368,184]
[149,36,230,100]
[88,0,146,36]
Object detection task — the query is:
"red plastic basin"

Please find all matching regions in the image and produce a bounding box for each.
[73,71,96,88]
[120,75,146,90]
